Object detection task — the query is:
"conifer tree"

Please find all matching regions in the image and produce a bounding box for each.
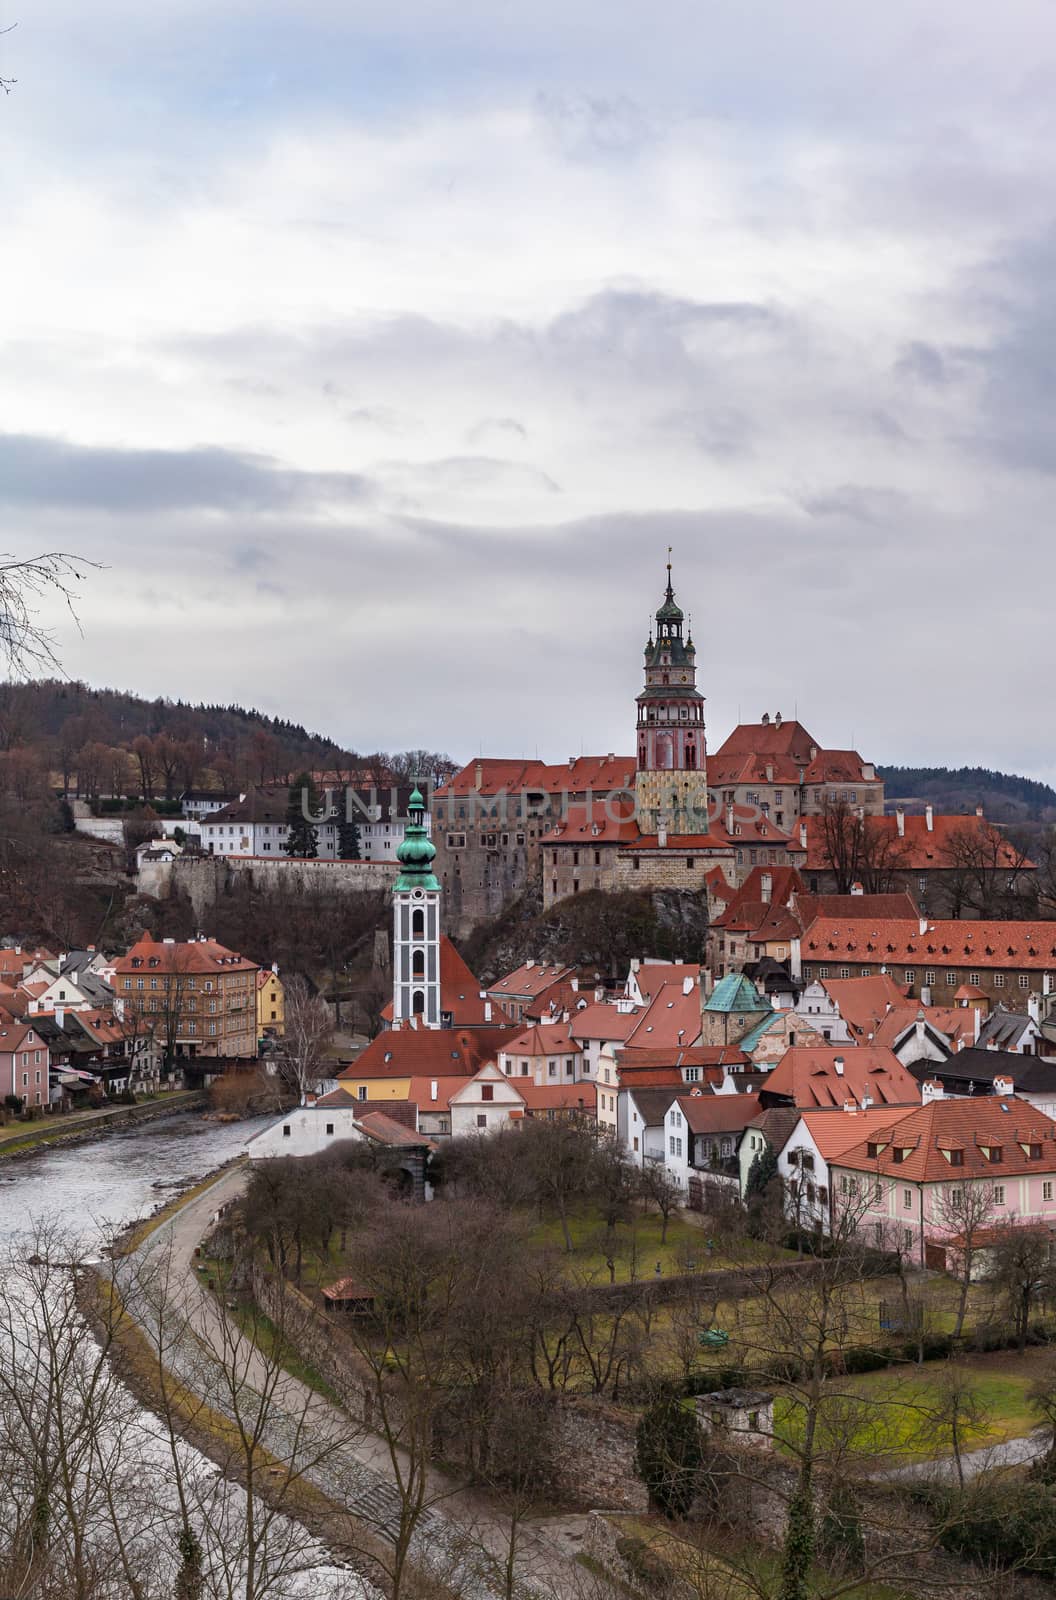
[337,813,362,860]
[283,771,320,858]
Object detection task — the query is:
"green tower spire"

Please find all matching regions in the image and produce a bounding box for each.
[394,785,439,892]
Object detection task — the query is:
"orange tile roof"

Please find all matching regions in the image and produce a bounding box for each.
[819,974,912,1031]
[541,799,640,846]
[833,1096,1056,1183]
[803,918,1056,971]
[570,1003,643,1043]
[799,1106,914,1160]
[509,1079,596,1112]
[794,892,920,925]
[866,1006,977,1052]
[616,1045,749,1069]
[763,1046,921,1110]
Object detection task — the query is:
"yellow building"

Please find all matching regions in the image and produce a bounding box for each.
[257,968,285,1037]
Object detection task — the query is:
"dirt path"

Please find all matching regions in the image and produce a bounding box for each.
[125,1163,595,1596]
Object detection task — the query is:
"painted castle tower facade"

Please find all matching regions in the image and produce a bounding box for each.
[635,563,708,834]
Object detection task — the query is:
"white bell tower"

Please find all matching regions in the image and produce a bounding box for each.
[392,786,441,1028]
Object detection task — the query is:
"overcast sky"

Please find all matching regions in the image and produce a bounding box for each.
[5,2,1056,780]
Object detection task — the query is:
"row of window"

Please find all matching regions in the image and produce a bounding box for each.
[809,965,1033,989]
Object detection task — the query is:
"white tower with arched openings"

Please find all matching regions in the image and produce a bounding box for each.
[392,785,441,1028]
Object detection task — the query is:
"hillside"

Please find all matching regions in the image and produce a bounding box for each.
[879,765,1056,823]
[0,680,456,799]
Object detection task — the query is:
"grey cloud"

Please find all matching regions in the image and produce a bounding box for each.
[895,342,951,386]
[467,417,529,445]
[376,455,561,499]
[534,91,654,162]
[0,433,372,514]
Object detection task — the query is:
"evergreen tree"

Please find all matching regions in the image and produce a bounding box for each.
[634,1395,705,1519]
[337,813,362,860]
[744,1140,778,1200]
[283,771,320,858]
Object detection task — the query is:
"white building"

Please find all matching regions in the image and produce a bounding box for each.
[200,785,431,864]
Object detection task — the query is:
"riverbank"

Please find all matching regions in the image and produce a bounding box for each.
[0,1090,208,1160]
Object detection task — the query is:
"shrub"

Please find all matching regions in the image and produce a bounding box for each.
[634,1396,706,1520]
[840,1345,892,1376]
[933,1481,1056,1578]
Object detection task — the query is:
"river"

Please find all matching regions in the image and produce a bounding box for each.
[0,1110,261,1245]
[0,1110,374,1599]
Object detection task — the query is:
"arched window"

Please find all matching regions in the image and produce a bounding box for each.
[412,907,424,937]
[412,990,425,1016]
[412,949,425,977]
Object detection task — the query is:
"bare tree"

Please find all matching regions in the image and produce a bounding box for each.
[0,552,96,678]
[940,817,1037,918]
[278,975,335,1100]
[638,1161,682,1245]
[991,1222,1053,1352]
[932,1178,999,1338]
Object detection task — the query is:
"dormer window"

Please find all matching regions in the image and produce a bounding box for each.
[941,1148,964,1167]
[981,1145,1003,1164]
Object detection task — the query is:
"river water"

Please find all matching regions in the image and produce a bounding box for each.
[0,1110,261,1245]
[0,1110,373,1599]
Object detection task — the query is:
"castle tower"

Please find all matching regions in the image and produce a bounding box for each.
[635,560,707,834]
[392,785,441,1028]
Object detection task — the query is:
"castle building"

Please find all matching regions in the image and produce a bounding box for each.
[635,559,708,834]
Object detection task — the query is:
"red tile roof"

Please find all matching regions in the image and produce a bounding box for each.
[677,1091,762,1135]
[380,936,492,1027]
[834,1096,1056,1183]
[337,1026,516,1081]
[542,798,640,846]
[356,1109,435,1148]
[803,918,1056,972]
[438,755,637,798]
[763,1046,921,1110]
[113,934,258,976]
[488,961,576,1000]
[818,974,912,1031]
[631,963,702,1001]
[800,814,1031,873]
[793,892,920,926]
[616,1045,749,1070]
[501,1020,583,1058]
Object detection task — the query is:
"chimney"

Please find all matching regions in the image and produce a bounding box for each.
[272,961,279,975]
[974,1005,982,1043]
[526,958,534,969]
[726,802,735,833]
[860,1092,873,1109]
[775,712,782,728]
[55,1006,65,1028]
[658,824,667,848]
[993,1075,1015,1097]
[761,712,770,725]
[683,975,694,995]
[975,805,984,819]
[571,977,579,992]
[919,917,929,936]
[474,762,483,790]
[303,1092,317,1107]
[922,1078,944,1103]
[843,1097,857,1113]
[761,872,772,904]
[834,1056,845,1076]
[568,756,575,770]
[810,745,818,762]
[1028,993,1041,1024]
[483,1000,493,1023]
[765,764,774,784]
[925,804,934,832]
[850,881,864,896]
[431,1079,438,1102]
[799,820,807,850]
[630,958,641,973]
[895,806,905,837]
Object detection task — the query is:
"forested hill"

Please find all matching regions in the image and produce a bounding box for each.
[0,680,456,796]
[880,765,1056,822]
[2,680,336,758]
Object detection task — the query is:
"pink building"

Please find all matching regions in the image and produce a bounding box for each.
[831,1095,1056,1269]
[0,1023,50,1109]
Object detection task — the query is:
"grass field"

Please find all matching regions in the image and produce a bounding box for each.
[528,1203,789,1282]
[774,1353,1044,1466]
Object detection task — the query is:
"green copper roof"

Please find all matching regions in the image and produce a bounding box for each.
[394,786,439,892]
[704,973,769,1014]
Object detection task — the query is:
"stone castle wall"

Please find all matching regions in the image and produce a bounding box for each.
[144,855,396,919]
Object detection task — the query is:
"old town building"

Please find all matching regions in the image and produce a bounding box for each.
[111,934,259,1059]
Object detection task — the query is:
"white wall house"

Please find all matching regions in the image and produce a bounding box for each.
[201,788,431,864]
[448,1062,528,1137]
[618,1086,677,1167]
[793,981,855,1044]
[248,1101,371,1159]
